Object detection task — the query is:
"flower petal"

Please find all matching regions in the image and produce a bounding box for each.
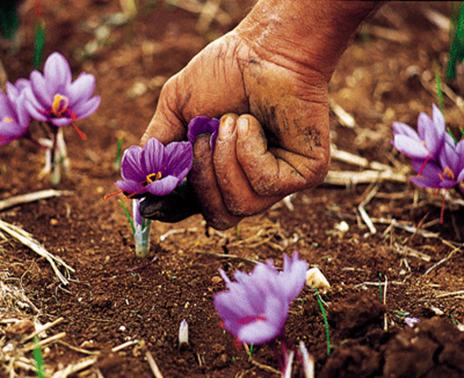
[164,141,193,180]
[146,175,180,196]
[30,71,52,107]
[50,117,72,127]
[72,96,100,119]
[392,122,419,139]
[67,73,96,106]
[121,145,145,181]
[116,179,145,195]
[142,138,166,174]
[187,116,219,145]
[394,135,429,159]
[44,52,72,93]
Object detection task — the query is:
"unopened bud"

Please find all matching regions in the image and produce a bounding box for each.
[306,268,331,292]
[178,319,189,348]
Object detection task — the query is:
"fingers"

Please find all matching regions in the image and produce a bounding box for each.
[189,134,241,230]
[235,113,329,197]
[213,114,282,216]
[141,75,186,145]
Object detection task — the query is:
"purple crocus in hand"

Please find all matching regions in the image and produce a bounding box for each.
[214,253,308,345]
[0,81,31,146]
[187,116,219,150]
[392,104,445,160]
[116,137,193,197]
[24,52,100,127]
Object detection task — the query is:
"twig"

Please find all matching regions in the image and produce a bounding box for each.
[362,24,411,43]
[111,339,139,353]
[0,189,71,212]
[393,243,432,262]
[329,99,356,128]
[58,341,101,356]
[331,146,394,172]
[0,218,74,285]
[435,290,464,299]
[22,317,64,342]
[51,357,98,378]
[358,185,379,234]
[146,351,164,378]
[424,246,462,275]
[250,359,280,375]
[22,332,66,352]
[324,169,406,186]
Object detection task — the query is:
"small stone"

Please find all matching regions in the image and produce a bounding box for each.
[118,325,126,332]
[50,218,59,226]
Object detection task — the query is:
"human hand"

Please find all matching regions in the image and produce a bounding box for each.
[140,1,378,229]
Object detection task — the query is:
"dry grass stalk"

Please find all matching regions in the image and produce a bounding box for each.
[165,0,231,26]
[358,185,380,234]
[51,357,98,378]
[394,243,432,262]
[0,218,74,285]
[361,24,411,43]
[22,317,64,342]
[0,189,71,212]
[250,359,280,375]
[146,351,164,378]
[329,99,356,128]
[331,146,393,172]
[324,169,406,186]
[424,246,462,275]
[111,339,140,353]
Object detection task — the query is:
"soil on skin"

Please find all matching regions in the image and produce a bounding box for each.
[0,1,463,377]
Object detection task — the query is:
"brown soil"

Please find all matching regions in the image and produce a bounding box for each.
[1,1,463,377]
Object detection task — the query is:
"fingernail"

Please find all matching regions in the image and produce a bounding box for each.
[219,116,235,139]
[238,117,248,135]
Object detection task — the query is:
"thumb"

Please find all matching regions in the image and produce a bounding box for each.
[141,75,186,145]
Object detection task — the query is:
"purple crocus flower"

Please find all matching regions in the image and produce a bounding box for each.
[214,253,308,345]
[410,139,464,191]
[24,52,100,127]
[0,82,31,146]
[187,116,219,150]
[392,104,445,160]
[116,137,193,197]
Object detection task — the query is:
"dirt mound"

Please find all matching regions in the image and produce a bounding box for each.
[321,318,464,378]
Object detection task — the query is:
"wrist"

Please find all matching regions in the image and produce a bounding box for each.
[236,0,379,81]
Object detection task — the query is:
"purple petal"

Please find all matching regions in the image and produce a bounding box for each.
[23,98,47,122]
[392,122,419,139]
[30,71,52,106]
[146,175,180,196]
[15,78,30,92]
[15,95,31,128]
[67,73,96,106]
[142,138,166,175]
[44,52,72,93]
[50,117,72,127]
[187,116,220,149]
[280,253,308,302]
[439,140,460,174]
[164,141,193,180]
[121,145,145,181]
[72,96,100,119]
[432,104,445,134]
[116,179,145,195]
[132,199,143,227]
[410,175,442,189]
[394,135,429,159]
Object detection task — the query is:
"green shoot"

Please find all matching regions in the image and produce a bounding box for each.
[118,199,135,235]
[33,337,46,378]
[249,344,254,357]
[33,21,46,69]
[314,288,331,356]
[447,2,464,80]
[435,70,445,113]
[113,137,124,170]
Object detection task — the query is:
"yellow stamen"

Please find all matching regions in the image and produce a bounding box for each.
[51,94,69,116]
[146,171,162,184]
[2,116,13,123]
[442,166,455,180]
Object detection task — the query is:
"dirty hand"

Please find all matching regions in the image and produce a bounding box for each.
[140,1,379,230]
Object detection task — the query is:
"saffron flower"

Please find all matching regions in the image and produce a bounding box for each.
[117,137,193,197]
[132,199,152,257]
[392,104,445,160]
[24,52,100,127]
[214,253,308,345]
[410,139,464,192]
[0,82,31,145]
[187,116,219,150]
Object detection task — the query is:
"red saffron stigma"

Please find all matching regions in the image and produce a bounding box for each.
[104,190,123,201]
[417,156,431,176]
[72,124,87,141]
